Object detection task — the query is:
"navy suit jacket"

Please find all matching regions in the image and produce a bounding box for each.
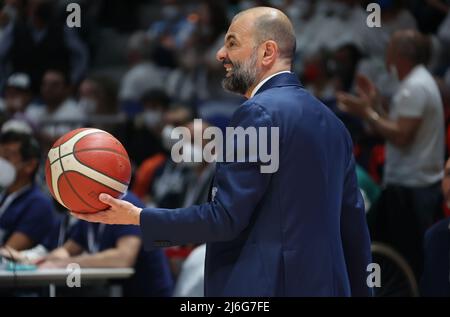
[140,73,372,296]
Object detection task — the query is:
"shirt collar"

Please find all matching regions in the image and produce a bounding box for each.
[250,71,292,98]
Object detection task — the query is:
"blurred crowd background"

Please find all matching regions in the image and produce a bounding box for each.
[0,0,450,297]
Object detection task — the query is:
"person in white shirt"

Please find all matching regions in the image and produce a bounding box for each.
[337,29,445,279]
[173,244,206,297]
[119,32,168,106]
[26,69,86,143]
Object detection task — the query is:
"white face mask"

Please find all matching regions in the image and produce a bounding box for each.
[143,110,162,129]
[0,157,16,189]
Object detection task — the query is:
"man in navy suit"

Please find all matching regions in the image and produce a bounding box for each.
[74,7,372,296]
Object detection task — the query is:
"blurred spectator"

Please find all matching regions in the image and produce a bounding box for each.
[149,120,215,277]
[77,76,120,133]
[0,73,37,132]
[147,0,196,68]
[413,0,449,33]
[180,121,216,208]
[119,31,168,115]
[0,0,26,89]
[359,0,417,57]
[190,0,229,51]
[116,89,170,166]
[301,47,365,147]
[420,216,450,296]
[78,76,116,115]
[0,131,54,251]
[26,69,86,145]
[39,192,174,297]
[356,164,381,213]
[0,0,89,93]
[437,9,450,49]
[130,104,194,201]
[163,0,230,105]
[420,157,450,296]
[173,243,206,297]
[140,119,213,210]
[302,51,335,103]
[331,43,363,92]
[337,30,445,278]
[296,0,366,58]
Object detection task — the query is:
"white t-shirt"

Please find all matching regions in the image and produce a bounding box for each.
[119,62,167,101]
[26,98,86,138]
[173,244,206,297]
[384,65,445,187]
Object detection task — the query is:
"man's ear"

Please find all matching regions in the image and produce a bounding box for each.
[261,40,278,66]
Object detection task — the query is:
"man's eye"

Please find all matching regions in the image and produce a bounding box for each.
[228,42,236,47]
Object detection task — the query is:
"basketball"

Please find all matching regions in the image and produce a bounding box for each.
[45,128,131,213]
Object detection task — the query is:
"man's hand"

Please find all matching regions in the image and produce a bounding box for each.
[336,74,380,120]
[0,246,28,263]
[70,193,142,225]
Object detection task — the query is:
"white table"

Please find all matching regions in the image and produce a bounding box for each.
[0,268,134,296]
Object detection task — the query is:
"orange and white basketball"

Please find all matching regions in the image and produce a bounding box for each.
[45,128,131,213]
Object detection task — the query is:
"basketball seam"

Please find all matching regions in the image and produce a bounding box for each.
[72,131,123,157]
[57,130,104,148]
[62,169,123,197]
[59,145,98,211]
[50,148,129,166]
[69,151,130,187]
[51,154,67,209]
[72,147,129,159]
[69,131,129,186]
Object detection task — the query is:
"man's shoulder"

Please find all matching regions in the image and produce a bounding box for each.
[250,85,320,109]
[245,85,338,121]
[20,185,53,207]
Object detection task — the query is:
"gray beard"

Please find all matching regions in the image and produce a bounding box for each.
[222,51,259,95]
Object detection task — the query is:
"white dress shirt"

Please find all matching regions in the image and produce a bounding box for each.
[250,71,292,98]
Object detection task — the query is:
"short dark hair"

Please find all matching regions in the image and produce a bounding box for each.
[392,30,431,66]
[45,68,71,86]
[0,131,41,178]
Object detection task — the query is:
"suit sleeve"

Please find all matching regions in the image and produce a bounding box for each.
[341,154,373,297]
[140,103,273,250]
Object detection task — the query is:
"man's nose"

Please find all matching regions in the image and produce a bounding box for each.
[216,46,226,63]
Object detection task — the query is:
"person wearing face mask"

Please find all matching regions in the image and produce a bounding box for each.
[0,131,54,252]
[116,89,170,167]
[132,116,196,209]
[136,120,214,279]
[0,73,36,133]
[77,76,120,133]
[337,30,445,280]
[420,158,450,297]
